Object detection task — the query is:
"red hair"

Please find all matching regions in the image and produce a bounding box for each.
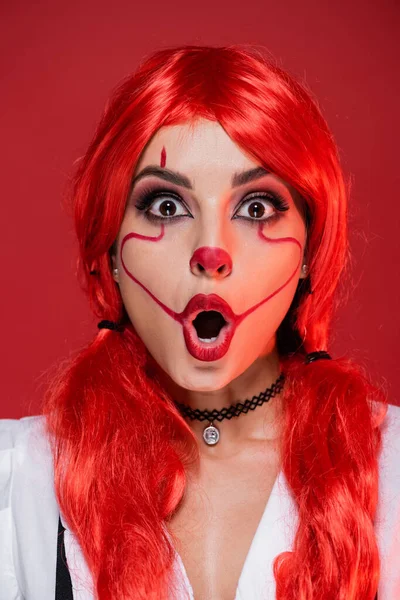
[42,45,388,599]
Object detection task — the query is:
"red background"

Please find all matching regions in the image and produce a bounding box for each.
[1,0,399,418]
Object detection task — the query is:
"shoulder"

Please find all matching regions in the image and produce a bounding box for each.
[0,415,52,494]
[0,415,49,498]
[0,414,47,448]
[377,402,400,501]
[375,403,400,596]
[379,402,400,472]
[0,416,60,599]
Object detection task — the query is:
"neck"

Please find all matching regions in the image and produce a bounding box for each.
[157,345,284,453]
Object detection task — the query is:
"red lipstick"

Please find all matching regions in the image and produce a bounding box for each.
[178,294,237,361]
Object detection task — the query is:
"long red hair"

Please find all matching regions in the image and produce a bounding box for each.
[42,45,388,599]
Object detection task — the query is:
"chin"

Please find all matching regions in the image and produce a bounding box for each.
[167,358,242,393]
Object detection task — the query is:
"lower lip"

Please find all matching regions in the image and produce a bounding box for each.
[182,320,235,361]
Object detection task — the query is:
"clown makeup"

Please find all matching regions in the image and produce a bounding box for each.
[111,120,307,442]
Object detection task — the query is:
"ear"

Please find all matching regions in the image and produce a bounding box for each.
[299,251,309,280]
[110,253,119,282]
[299,264,307,280]
[299,231,309,280]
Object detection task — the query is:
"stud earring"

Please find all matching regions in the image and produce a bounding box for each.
[302,264,308,275]
[113,267,119,279]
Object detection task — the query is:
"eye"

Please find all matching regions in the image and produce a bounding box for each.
[148,196,188,218]
[233,191,290,222]
[135,189,192,222]
[236,200,272,219]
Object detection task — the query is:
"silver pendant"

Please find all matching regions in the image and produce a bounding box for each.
[203,421,220,445]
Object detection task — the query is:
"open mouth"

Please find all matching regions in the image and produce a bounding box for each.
[192,310,228,343]
[180,294,236,361]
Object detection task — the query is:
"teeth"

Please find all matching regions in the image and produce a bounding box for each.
[198,336,218,343]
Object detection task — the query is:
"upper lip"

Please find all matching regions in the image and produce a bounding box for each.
[181,293,234,324]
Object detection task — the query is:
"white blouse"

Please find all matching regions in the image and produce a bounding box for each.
[1,404,400,600]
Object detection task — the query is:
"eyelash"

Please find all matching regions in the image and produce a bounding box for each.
[134,186,290,226]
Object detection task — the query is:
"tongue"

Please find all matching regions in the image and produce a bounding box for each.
[193,311,226,338]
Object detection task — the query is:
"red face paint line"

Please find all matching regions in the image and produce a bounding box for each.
[160,146,166,168]
[120,222,302,362]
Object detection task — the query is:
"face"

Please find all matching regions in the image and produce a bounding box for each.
[111,119,307,391]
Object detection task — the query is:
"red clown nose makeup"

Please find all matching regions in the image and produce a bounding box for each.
[189,247,233,277]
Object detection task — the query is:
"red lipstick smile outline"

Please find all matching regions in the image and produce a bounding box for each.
[120,222,302,361]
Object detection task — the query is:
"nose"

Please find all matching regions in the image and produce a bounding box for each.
[190,247,232,279]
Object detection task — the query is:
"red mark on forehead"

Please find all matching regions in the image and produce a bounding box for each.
[160,146,166,168]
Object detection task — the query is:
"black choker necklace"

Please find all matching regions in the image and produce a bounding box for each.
[96,321,333,445]
[174,372,286,446]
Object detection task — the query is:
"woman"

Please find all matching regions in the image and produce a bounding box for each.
[1,45,398,600]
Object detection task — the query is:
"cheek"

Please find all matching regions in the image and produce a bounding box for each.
[117,221,188,303]
[222,266,300,380]
[232,222,305,312]
[240,241,297,289]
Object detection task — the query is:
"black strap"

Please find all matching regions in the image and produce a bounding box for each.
[55,515,74,599]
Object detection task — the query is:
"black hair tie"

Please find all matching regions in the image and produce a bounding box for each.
[305,350,332,364]
[97,320,125,332]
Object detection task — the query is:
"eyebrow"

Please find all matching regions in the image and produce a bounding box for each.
[130,165,270,190]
